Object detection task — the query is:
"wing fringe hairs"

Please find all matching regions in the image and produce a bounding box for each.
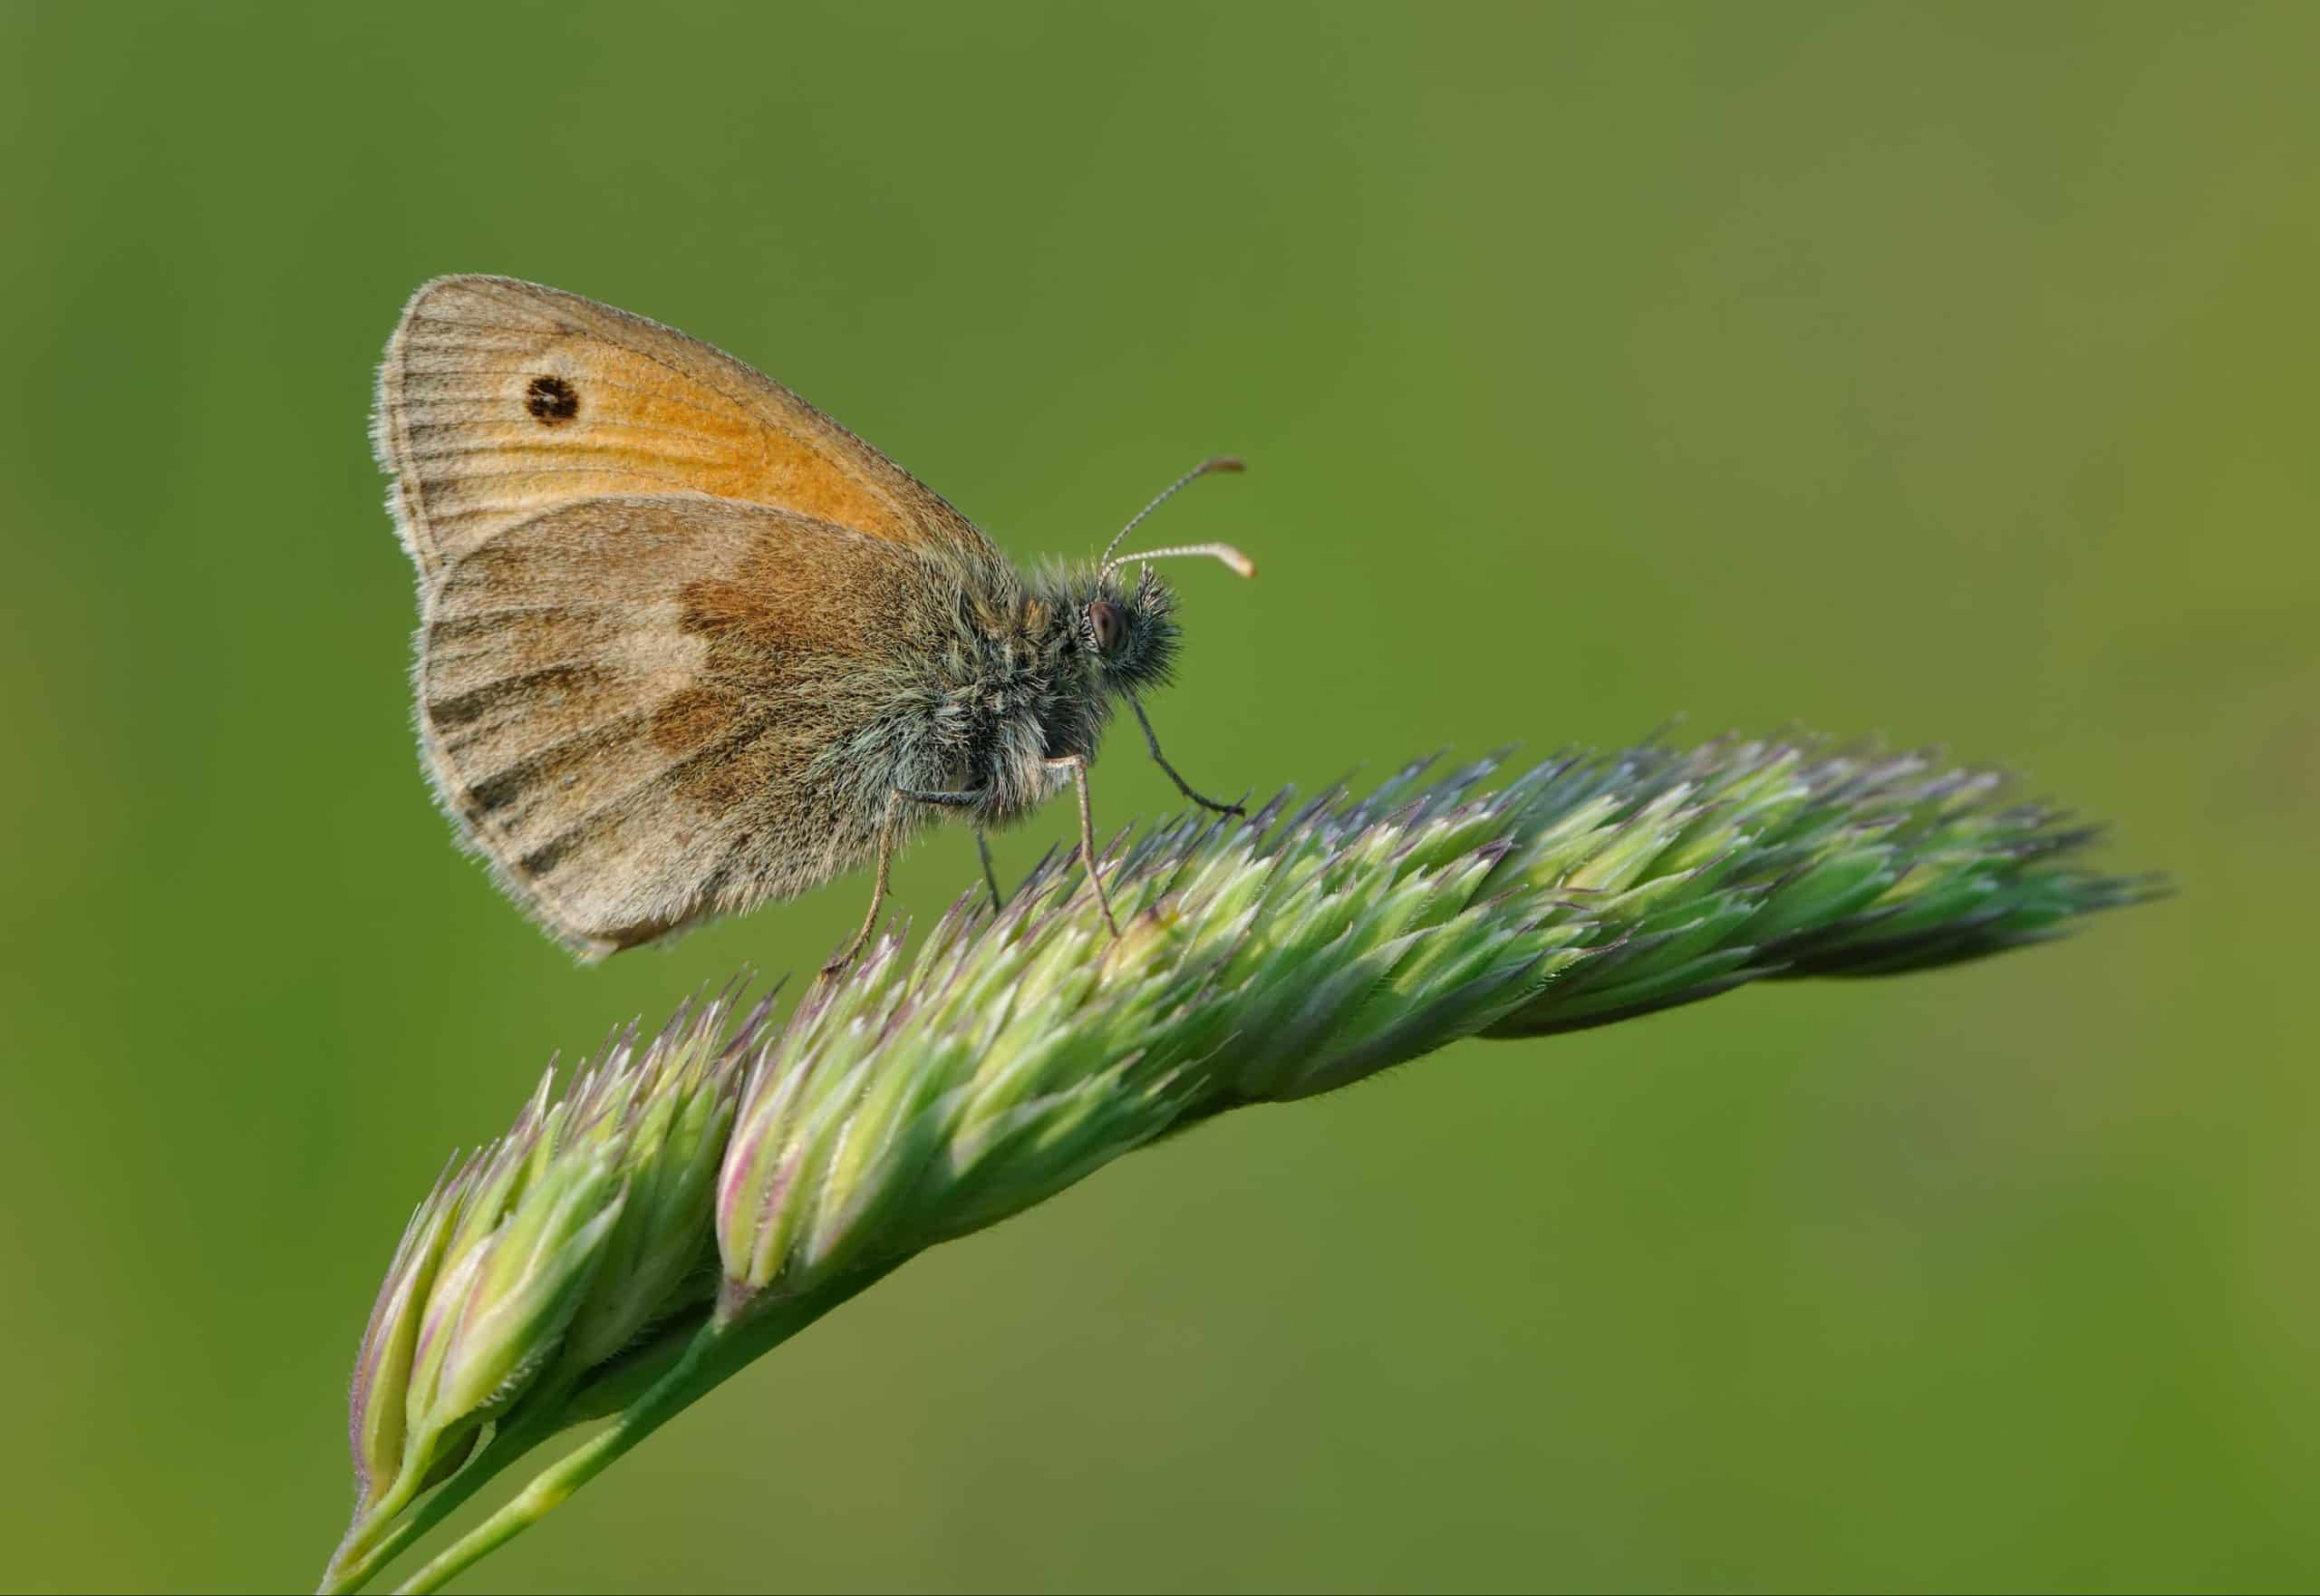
[319,732,2162,1595]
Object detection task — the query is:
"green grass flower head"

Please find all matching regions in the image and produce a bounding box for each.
[334,994,759,1583]
[323,732,2160,1594]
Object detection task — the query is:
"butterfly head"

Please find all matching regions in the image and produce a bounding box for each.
[1070,561,1182,695]
[1071,454,1255,695]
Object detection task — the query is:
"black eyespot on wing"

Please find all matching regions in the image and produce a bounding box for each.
[524,374,580,425]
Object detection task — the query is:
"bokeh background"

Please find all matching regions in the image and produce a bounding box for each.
[5,2,2315,1590]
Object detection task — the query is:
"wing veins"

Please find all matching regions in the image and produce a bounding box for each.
[515,711,780,877]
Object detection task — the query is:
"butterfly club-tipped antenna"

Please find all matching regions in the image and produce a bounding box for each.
[1100,456,1257,581]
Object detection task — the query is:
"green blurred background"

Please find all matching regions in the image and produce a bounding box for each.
[5,2,2314,1590]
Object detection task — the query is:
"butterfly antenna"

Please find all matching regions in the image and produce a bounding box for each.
[1101,456,1256,580]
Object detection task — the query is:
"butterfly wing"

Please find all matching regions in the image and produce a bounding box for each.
[373,275,996,584]
[418,494,959,958]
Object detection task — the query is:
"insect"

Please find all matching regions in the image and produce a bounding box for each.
[372,276,1253,972]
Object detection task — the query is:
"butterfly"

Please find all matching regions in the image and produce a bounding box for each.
[372,276,1252,971]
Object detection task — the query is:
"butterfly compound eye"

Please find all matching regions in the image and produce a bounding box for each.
[1088,599,1126,656]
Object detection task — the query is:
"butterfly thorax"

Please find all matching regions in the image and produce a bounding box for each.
[937,561,1179,827]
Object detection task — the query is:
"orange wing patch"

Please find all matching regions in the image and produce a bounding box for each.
[374,276,994,582]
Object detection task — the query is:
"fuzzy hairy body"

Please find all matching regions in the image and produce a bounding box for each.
[376,276,1178,958]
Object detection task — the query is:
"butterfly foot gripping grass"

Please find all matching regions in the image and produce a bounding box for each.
[317,736,2160,1593]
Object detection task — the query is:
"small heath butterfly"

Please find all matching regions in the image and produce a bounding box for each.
[372,276,1252,971]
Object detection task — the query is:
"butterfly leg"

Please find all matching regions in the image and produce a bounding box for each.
[1127,691,1243,817]
[975,828,1005,914]
[822,791,906,977]
[895,786,1006,914]
[1045,754,1122,939]
[899,786,984,807]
